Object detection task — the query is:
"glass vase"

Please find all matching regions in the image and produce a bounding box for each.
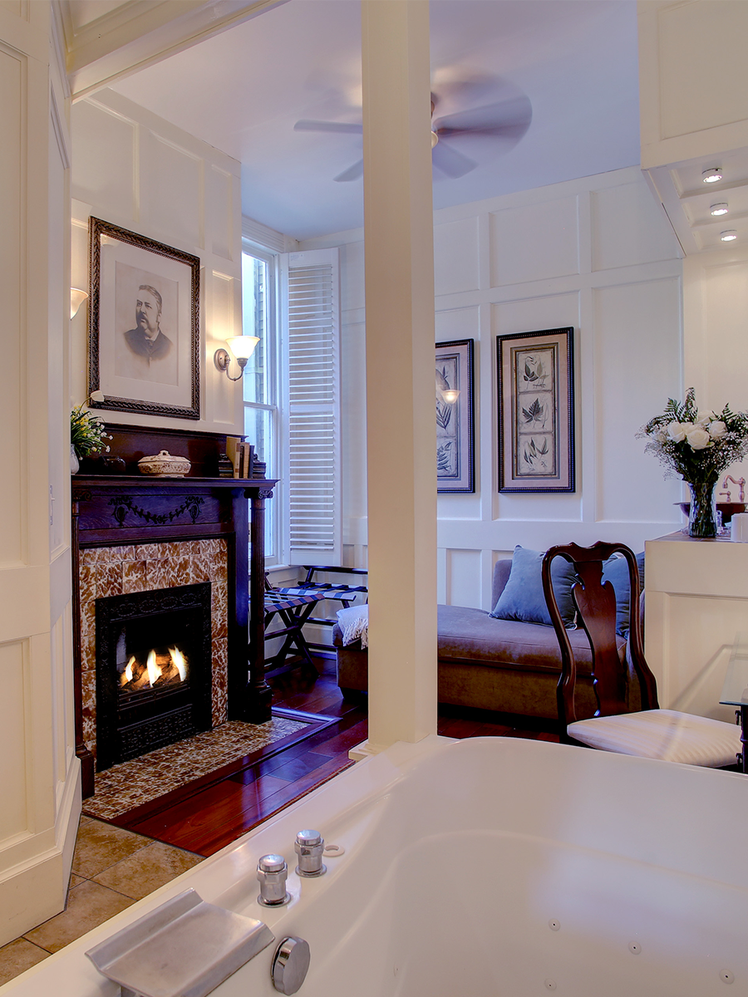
[686,479,718,539]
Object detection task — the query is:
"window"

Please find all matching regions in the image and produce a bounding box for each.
[242,246,279,561]
[241,240,341,567]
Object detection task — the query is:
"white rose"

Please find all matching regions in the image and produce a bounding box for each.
[667,421,687,442]
[686,427,711,450]
[697,410,716,427]
[708,420,727,439]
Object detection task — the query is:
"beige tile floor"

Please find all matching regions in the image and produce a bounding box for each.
[0,816,203,987]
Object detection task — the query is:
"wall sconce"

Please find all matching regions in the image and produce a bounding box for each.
[70,287,88,319]
[214,336,260,381]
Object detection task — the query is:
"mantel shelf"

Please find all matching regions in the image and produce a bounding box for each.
[72,475,278,491]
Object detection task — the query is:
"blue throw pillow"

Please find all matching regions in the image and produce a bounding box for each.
[601,551,645,639]
[490,546,578,628]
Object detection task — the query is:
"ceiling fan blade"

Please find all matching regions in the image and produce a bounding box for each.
[431,141,477,179]
[334,159,364,183]
[294,119,363,134]
[433,96,532,143]
[431,74,506,113]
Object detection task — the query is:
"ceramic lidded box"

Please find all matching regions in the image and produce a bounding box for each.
[137,450,191,477]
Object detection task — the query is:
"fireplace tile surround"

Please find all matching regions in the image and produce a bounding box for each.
[79,539,229,762]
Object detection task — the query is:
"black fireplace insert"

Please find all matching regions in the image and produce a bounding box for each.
[95,582,212,770]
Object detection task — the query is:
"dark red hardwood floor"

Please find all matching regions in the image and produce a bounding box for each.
[121,657,558,856]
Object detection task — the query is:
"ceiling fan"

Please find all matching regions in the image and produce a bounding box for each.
[294,74,532,183]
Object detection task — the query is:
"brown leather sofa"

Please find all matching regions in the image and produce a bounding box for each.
[332,558,636,723]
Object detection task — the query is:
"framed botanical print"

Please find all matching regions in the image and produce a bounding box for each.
[436,339,475,493]
[88,217,201,420]
[497,327,574,492]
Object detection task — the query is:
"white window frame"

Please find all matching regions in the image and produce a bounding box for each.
[241,239,282,564]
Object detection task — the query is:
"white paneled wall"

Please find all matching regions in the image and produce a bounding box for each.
[304,166,685,609]
[0,1,81,946]
[70,89,244,433]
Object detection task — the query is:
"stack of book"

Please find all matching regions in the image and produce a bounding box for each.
[226,438,254,478]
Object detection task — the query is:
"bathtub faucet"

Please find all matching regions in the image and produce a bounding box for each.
[257,854,291,907]
[295,829,327,877]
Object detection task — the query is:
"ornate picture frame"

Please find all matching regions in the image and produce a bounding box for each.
[436,338,475,493]
[497,327,575,493]
[88,217,201,420]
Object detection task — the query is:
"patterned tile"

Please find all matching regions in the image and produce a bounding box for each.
[122,560,147,593]
[78,537,233,771]
[98,563,123,597]
[82,718,309,822]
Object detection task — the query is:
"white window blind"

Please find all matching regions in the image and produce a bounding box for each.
[281,248,341,566]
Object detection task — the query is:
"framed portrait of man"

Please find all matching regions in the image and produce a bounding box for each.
[88,217,200,420]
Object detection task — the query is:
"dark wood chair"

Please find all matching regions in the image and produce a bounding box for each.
[542,541,741,767]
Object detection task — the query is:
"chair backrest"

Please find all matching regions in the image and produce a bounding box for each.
[541,541,659,737]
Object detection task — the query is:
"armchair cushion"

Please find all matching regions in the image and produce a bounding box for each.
[568,709,740,767]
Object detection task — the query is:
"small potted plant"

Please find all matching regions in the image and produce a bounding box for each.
[70,404,112,473]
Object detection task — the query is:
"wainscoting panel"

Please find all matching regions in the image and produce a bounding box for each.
[208,164,235,262]
[591,181,679,272]
[593,276,682,524]
[0,43,23,567]
[70,99,136,223]
[142,133,202,249]
[434,216,480,295]
[444,548,483,609]
[0,639,27,839]
[435,303,480,341]
[489,195,580,287]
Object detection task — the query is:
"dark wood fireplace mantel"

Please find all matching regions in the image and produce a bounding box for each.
[71,472,276,798]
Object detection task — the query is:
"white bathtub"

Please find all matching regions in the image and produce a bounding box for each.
[4,735,748,997]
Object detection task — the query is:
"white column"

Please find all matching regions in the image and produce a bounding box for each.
[360,0,438,751]
[0,3,80,945]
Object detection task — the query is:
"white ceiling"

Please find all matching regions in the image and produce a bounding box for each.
[105,0,641,242]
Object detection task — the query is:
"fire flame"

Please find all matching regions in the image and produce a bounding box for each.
[168,646,187,681]
[146,648,161,687]
[121,656,136,686]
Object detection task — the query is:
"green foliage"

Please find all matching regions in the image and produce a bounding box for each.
[639,388,748,483]
[70,405,111,458]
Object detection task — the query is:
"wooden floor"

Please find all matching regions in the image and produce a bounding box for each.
[120,657,559,857]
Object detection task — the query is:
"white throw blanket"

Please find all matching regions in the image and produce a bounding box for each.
[336,604,369,648]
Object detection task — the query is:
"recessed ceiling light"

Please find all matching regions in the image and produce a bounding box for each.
[720,230,738,242]
[703,167,723,183]
[710,202,729,216]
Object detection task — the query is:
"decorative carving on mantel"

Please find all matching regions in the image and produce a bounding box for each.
[247,486,275,501]
[110,494,205,526]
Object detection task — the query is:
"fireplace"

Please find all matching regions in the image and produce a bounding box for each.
[71,424,277,797]
[95,583,212,771]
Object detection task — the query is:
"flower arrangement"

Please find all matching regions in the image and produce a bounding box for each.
[640,388,748,482]
[70,404,111,458]
[640,388,748,537]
